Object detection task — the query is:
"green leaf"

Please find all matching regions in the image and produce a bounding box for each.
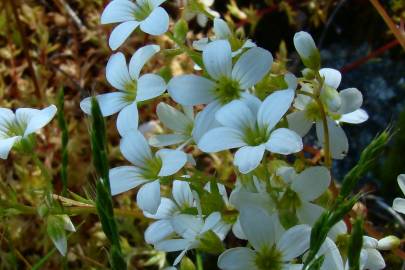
[174,19,189,44]
[180,256,197,270]
[348,219,364,270]
[47,215,67,256]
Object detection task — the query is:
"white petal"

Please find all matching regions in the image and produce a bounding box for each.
[338,88,363,114]
[156,102,192,133]
[319,68,341,89]
[364,249,386,270]
[100,0,137,24]
[239,206,275,250]
[232,218,247,240]
[291,166,330,201]
[192,101,221,143]
[129,44,160,79]
[116,102,139,137]
[296,202,324,226]
[217,247,257,270]
[140,7,169,35]
[240,92,262,116]
[156,149,187,177]
[0,136,21,159]
[213,18,231,39]
[171,214,203,239]
[393,198,405,214]
[287,111,313,137]
[109,21,139,50]
[198,127,245,152]
[0,108,15,132]
[137,180,161,213]
[277,224,311,261]
[80,93,128,116]
[120,130,153,167]
[340,109,368,124]
[145,219,174,244]
[192,38,209,51]
[155,239,192,252]
[144,197,178,219]
[328,220,348,241]
[266,128,303,155]
[196,14,208,27]
[316,118,348,160]
[109,166,147,195]
[172,180,194,207]
[136,74,166,101]
[232,47,273,89]
[24,105,57,137]
[234,145,265,174]
[168,75,216,106]
[398,174,405,195]
[318,238,344,270]
[106,52,132,90]
[203,40,232,80]
[284,73,298,90]
[229,190,272,211]
[215,100,255,130]
[149,134,188,147]
[201,212,222,232]
[257,89,295,131]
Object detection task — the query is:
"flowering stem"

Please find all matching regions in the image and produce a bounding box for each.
[196,251,204,270]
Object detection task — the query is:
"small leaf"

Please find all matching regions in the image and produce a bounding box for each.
[47,215,68,256]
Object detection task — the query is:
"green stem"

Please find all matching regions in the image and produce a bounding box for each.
[196,251,204,270]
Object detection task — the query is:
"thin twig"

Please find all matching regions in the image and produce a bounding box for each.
[52,0,87,32]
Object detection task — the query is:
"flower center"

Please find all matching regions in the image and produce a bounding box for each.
[254,245,283,270]
[214,76,242,104]
[141,157,162,180]
[124,80,138,102]
[243,124,269,146]
[133,0,154,21]
[6,120,26,137]
[304,101,321,121]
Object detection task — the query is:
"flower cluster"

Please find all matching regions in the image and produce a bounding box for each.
[75,1,395,269]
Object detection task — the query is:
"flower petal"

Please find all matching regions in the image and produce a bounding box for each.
[171,214,203,239]
[213,18,231,39]
[109,21,139,50]
[234,145,265,174]
[24,105,57,137]
[240,92,262,116]
[145,219,174,244]
[137,180,161,213]
[296,202,324,226]
[318,238,344,270]
[232,47,273,89]
[144,197,178,219]
[316,118,348,160]
[109,166,147,195]
[0,136,21,159]
[106,52,132,90]
[218,247,257,270]
[393,198,405,214]
[291,166,330,201]
[136,73,166,101]
[276,224,311,261]
[340,109,368,124]
[156,102,193,133]
[338,88,363,114]
[319,68,341,89]
[363,249,386,270]
[116,102,139,137]
[100,0,137,24]
[120,130,153,167]
[239,206,276,250]
[140,7,169,35]
[198,127,245,152]
[149,134,188,147]
[192,101,221,143]
[287,111,313,137]
[168,75,216,106]
[266,128,303,155]
[80,93,128,116]
[215,100,255,130]
[173,180,194,207]
[156,149,187,176]
[398,174,405,195]
[129,44,160,79]
[0,108,15,133]
[203,40,232,80]
[257,89,295,131]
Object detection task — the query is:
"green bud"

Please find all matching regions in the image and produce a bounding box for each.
[180,256,196,270]
[174,19,189,44]
[198,230,225,255]
[293,31,321,70]
[302,68,316,80]
[320,85,341,112]
[377,235,401,250]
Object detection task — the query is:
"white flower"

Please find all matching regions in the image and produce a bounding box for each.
[393,174,405,214]
[182,0,219,27]
[80,46,166,136]
[101,0,169,50]
[354,236,386,270]
[287,68,368,159]
[144,180,196,244]
[192,18,256,56]
[168,39,272,106]
[198,87,303,174]
[317,237,344,270]
[218,206,311,270]
[149,101,220,147]
[0,105,57,159]
[109,130,187,214]
[154,212,225,265]
[293,31,320,70]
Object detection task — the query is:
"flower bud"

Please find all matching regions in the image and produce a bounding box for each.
[293,31,321,70]
[377,235,401,250]
[320,85,341,112]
